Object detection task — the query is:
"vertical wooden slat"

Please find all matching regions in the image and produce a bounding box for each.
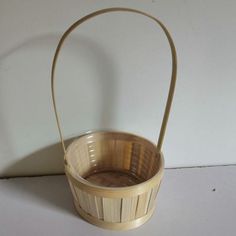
[87,141,96,172]
[93,141,102,170]
[101,140,115,169]
[103,198,122,222]
[148,184,160,211]
[122,142,132,171]
[87,194,98,217]
[135,190,152,218]
[68,180,78,202]
[130,143,141,175]
[77,189,90,213]
[137,145,145,176]
[147,154,155,179]
[113,140,124,170]
[76,145,90,176]
[95,196,104,219]
[75,188,86,211]
[121,196,138,222]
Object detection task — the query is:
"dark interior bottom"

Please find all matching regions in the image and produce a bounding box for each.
[85,170,145,187]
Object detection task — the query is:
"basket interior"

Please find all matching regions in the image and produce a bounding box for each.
[66,132,162,187]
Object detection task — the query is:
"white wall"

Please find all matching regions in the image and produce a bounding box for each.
[0,0,235,177]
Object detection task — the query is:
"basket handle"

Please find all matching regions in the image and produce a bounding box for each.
[51,7,177,155]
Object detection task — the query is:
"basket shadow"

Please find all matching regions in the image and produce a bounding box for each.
[3,139,82,218]
[0,32,118,218]
[0,32,118,174]
[0,31,117,218]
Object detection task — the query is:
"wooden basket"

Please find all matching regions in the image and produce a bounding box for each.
[51,8,177,231]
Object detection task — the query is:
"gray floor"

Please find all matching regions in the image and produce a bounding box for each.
[0,166,235,236]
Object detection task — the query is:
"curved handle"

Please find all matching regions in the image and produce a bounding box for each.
[51,7,177,155]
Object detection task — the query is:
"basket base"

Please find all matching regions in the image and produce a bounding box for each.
[85,170,144,187]
[74,200,155,231]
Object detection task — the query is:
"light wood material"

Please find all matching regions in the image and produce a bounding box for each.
[66,132,164,230]
[74,199,156,230]
[50,8,177,230]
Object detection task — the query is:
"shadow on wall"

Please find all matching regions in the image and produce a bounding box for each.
[3,139,73,178]
[0,32,117,177]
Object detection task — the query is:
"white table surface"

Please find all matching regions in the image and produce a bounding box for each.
[0,166,235,236]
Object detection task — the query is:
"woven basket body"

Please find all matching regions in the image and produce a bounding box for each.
[65,131,164,230]
[51,8,177,230]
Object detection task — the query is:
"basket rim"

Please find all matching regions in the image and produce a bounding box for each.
[65,130,164,195]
